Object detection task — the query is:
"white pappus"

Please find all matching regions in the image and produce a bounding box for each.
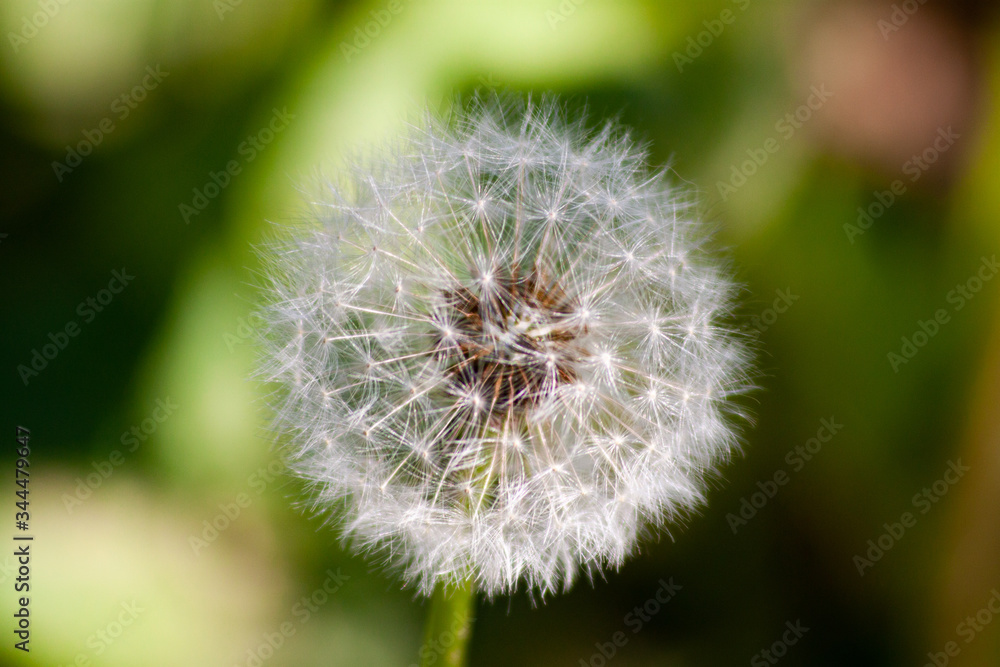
[256,95,752,597]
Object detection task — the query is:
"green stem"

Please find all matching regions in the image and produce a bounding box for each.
[419,578,476,667]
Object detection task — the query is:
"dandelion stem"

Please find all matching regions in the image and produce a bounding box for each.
[419,578,476,667]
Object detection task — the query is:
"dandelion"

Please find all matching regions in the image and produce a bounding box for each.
[257,95,750,664]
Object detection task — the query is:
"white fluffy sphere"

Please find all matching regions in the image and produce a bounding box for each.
[258,96,750,596]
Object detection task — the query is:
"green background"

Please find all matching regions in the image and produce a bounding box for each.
[2,0,1000,665]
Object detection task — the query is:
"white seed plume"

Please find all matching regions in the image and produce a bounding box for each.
[258,96,751,596]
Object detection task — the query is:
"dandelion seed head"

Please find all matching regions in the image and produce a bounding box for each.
[257,95,751,597]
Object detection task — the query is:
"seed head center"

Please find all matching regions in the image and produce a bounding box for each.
[437,269,587,417]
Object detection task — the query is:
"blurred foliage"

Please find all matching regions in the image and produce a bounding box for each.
[2,0,1000,665]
